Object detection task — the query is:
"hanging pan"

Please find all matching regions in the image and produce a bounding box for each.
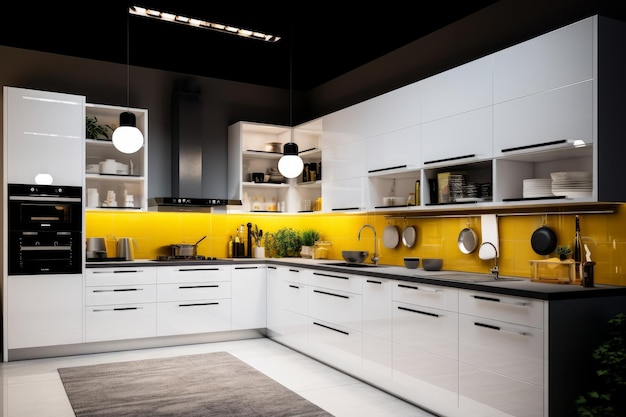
[401,219,417,248]
[383,222,400,249]
[457,219,478,254]
[531,217,557,255]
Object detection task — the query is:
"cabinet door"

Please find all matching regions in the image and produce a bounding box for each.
[365,125,421,173]
[157,299,231,336]
[420,55,493,122]
[421,107,493,165]
[493,16,593,103]
[362,277,393,380]
[85,303,157,342]
[231,265,267,330]
[5,87,85,185]
[7,274,83,349]
[493,81,593,156]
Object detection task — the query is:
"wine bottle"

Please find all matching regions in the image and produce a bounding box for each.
[573,215,582,264]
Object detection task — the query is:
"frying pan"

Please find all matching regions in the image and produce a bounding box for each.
[531,225,557,255]
[402,223,417,248]
[458,221,478,254]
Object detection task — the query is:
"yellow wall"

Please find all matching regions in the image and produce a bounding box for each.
[86,205,626,286]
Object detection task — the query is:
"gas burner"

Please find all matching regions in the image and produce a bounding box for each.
[155,255,217,261]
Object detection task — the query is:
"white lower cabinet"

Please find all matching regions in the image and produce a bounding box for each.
[231,264,267,330]
[458,289,545,417]
[156,265,231,336]
[362,277,393,381]
[84,267,157,342]
[7,274,83,349]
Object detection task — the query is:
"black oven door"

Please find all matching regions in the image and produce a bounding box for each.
[8,231,82,275]
[8,184,82,231]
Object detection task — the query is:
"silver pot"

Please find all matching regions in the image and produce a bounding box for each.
[170,236,206,257]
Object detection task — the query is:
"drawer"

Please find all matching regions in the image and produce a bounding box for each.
[278,266,309,285]
[393,281,458,311]
[157,281,230,302]
[86,267,156,286]
[157,299,231,336]
[156,265,230,284]
[85,303,157,342]
[85,284,156,306]
[308,286,362,331]
[459,363,544,417]
[393,342,458,396]
[392,301,458,359]
[459,289,544,328]
[309,270,362,294]
[308,319,362,374]
[459,314,544,386]
[282,280,308,315]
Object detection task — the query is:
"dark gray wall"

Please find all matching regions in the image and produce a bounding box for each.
[0,46,290,199]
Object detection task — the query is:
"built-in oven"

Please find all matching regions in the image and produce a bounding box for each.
[8,184,82,274]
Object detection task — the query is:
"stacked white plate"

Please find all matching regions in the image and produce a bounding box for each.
[523,178,554,198]
[551,171,592,198]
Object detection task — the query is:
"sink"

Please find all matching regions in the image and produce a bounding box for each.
[326,262,383,268]
[424,273,522,283]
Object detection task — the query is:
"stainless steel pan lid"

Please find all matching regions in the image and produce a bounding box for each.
[383,224,400,249]
[458,225,478,254]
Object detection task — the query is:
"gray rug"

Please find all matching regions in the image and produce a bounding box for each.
[58,351,333,417]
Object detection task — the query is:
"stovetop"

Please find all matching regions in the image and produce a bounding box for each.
[154,255,219,261]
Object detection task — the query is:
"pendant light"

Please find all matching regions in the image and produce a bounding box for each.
[112,10,144,154]
[278,22,303,179]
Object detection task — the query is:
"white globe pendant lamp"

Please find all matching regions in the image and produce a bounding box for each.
[113,11,144,154]
[278,142,304,178]
[112,111,143,154]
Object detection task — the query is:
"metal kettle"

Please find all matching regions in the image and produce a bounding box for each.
[116,237,137,261]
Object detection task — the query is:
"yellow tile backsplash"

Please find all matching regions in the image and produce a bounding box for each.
[86,205,626,286]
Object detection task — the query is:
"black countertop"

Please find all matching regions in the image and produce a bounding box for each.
[86,258,626,301]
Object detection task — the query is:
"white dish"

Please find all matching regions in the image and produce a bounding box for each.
[383,225,400,249]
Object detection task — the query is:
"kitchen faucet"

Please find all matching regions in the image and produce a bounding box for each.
[480,241,499,280]
[358,224,379,265]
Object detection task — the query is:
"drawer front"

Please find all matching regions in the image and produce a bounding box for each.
[156,265,230,284]
[459,363,544,417]
[459,289,544,328]
[85,303,156,342]
[157,299,231,336]
[308,286,362,331]
[86,268,156,286]
[310,270,362,294]
[308,319,362,373]
[393,281,458,311]
[459,314,544,386]
[282,280,308,315]
[393,301,458,359]
[86,284,156,306]
[277,266,309,285]
[393,342,458,396]
[157,281,230,302]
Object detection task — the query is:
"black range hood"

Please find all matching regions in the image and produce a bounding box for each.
[150,78,241,212]
[148,197,239,212]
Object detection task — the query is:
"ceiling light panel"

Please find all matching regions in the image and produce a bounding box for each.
[129,6,281,42]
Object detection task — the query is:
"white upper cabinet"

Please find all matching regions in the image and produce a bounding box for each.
[365,125,421,173]
[493,17,593,104]
[4,86,85,186]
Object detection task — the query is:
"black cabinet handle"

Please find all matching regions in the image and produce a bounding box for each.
[500,139,566,153]
[313,289,349,299]
[397,305,440,317]
[313,272,349,280]
[313,321,349,335]
[423,154,476,165]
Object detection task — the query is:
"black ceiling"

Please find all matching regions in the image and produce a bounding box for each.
[2,1,626,91]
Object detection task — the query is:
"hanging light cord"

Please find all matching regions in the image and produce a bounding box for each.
[126,11,130,111]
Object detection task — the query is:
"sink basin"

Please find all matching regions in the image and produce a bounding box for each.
[326,262,382,268]
[424,273,523,283]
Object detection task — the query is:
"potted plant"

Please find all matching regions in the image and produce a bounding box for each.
[300,229,320,258]
[575,312,626,416]
[264,227,302,258]
[556,245,572,260]
[86,116,113,140]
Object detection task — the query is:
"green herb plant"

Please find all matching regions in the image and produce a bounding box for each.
[86,116,113,139]
[556,245,572,260]
[300,229,320,247]
[575,312,626,417]
[264,227,302,257]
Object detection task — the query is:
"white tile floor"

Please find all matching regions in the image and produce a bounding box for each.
[0,337,437,417]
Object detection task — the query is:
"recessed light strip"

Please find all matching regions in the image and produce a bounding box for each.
[129,6,281,42]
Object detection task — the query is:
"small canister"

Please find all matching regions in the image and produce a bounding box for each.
[582,261,595,287]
